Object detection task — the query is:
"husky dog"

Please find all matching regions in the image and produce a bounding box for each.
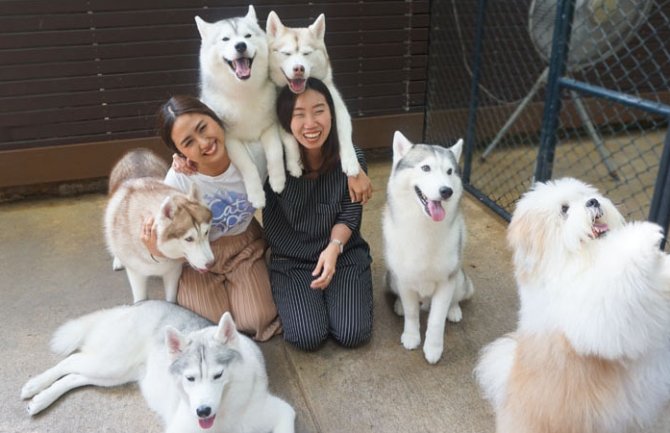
[21,301,296,433]
[383,131,474,364]
[195,6,291,209]
[266,11,360,177]
[105,148,214,303]
[475,178,670,433]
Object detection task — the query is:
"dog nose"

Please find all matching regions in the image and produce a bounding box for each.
[293,64,305,74]
[439,186,453,200]
[586,198,600,208]
[196,405,211,418]
[205,260,215,270]
[235,42,246,53]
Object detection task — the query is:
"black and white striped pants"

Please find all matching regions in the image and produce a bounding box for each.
[270,261,373,351]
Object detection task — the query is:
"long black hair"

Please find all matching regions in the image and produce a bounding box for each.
[276,77,340,175]
[156,95,224,156]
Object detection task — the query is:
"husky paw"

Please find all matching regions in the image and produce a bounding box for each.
[26,395,48,416]
[393,298,404,316]
[340,156,361,177]
[286,160,303,178]
[447,304,462,323]
[401,331,421,350]
[248,191,266,209]
[21,378,44,400]
[269,172,286,194]
[423,341,444,364]
[112,256,124,271]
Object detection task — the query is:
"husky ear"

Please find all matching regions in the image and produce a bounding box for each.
[392,130,413,166]
[245,5,258,23]
[266,11,284,37]
[309,14,326,40]
[215,312,239,345]
[160,196,176,220]
[165,326,188,359]
[194,16,211,40]
[449,138,464,163]
[187,183,201,202]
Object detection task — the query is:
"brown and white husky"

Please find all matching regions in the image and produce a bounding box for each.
[104,148,214,303]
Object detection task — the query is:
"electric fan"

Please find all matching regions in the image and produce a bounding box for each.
[481,0,652,180]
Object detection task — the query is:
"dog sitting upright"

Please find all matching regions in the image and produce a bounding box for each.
[105,148,214,303]
[475,178,670,433]
[265,10,361,178]
[383,131,474,364]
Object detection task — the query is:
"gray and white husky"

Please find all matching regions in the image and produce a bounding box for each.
[265,11,361,177]
[383,131,474,364]
[105,148,214,303]
[21,301,296,433]
[196,6,291,209]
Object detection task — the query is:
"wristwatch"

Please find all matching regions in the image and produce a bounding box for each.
[329,238,344,254]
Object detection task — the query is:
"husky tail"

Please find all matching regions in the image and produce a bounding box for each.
[108,148,168,195]
[50,308,119,356]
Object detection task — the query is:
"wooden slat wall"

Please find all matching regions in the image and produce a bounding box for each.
[0,0,429,153]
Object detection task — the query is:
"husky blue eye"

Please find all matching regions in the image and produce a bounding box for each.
[447,168,453,175]
[421,165,430,172]
[185,236,194,242]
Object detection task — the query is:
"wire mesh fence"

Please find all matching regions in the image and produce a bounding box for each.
[424,0,670,232]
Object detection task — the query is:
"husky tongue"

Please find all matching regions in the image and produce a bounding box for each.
[233,58,251,79]
[427,200,445,222]
[198,415,216,429]
[289,78,306,93]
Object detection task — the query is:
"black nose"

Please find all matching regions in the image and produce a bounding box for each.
[235,42,246,53]
[439,186,453,200]
[586,198,600,208]
[196,406,211,418]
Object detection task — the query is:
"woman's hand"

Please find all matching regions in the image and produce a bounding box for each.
[172,153,198,175]
[140,217,164,259]
[310,242,340,290]
[347,169,373,204]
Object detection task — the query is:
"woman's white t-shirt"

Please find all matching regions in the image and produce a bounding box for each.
[164,163,256,241]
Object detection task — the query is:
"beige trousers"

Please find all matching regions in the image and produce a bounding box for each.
[177,218,281,341]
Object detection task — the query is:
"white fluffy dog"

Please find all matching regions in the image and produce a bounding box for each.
[475,177,670,433]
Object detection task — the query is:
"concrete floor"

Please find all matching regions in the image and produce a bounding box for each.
[2,159,669,433]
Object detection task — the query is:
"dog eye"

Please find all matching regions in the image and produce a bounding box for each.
[186,376,195,382]
[222,37,230,42]
[447,168,453,175]
[561,204,569,214]
[282,52,291,57]
[213,371,223,380]
[303,51,311,56]
[184,236,194,242]
[421,165,431,172]
[244,33,251,38]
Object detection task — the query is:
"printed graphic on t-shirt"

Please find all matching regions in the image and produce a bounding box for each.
[206,190,254,234]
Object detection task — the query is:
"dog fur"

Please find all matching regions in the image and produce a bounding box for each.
[21,301,296,432]
[105,148,214,303]
[475,177,670,433]
[383,131,474,364]
[266,10,360,178]
[195,6,291,209]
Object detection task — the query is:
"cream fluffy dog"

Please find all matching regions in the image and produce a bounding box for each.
[475,177,670,433]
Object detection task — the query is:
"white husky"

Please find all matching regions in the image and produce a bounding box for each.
[21,301,296,433]
[195,6,294,209]
[266,11,361,177]
[105,148,214,303]
[383,131,474,364]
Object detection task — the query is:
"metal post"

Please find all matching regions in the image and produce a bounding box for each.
[463,0,488,184]
[534,0,577,182]
[649,126,670,250]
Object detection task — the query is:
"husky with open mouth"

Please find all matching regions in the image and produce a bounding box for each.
[195,6,287,209]
[382,131,474,364]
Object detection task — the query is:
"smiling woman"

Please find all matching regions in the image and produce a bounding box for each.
[146,95,281,342]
